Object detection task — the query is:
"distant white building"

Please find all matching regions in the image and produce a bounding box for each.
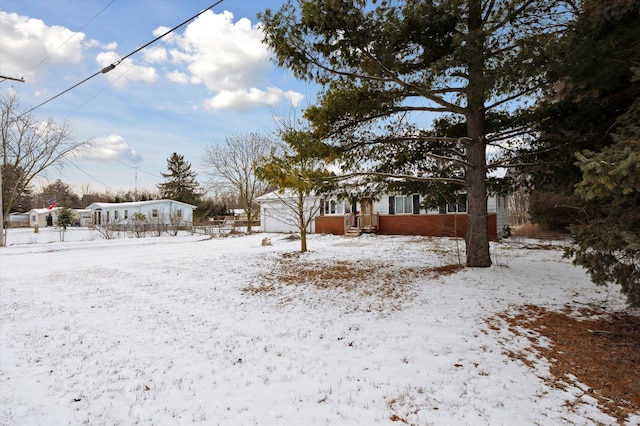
[6,212,29,228]
[28,207,60,228]
[77,209,92,227]
[86,200,196,226]
[27,207,92,228]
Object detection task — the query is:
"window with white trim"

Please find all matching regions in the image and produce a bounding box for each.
[320,199,350,215]
[447,194,467,213]
[389,194,420,214]
[395,195,413,214]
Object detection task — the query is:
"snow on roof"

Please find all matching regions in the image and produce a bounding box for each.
[86,199,197,209]
[255,190,321,202]
[28,207,61,214]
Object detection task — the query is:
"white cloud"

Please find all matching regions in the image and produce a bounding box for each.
[102,41,118,51]
[166,70,189,84]
[96,51,158,89]
[204,87,304,111]
[0,11,84,79]
[75,134,143,163]
[284,91,305,108]
[154,10,301,110]
[0,8,302,111]
[142,47,167,64]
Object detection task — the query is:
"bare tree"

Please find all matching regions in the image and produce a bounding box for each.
[201,132,274,233]
[509,187,530,226]
[1,93,85,246]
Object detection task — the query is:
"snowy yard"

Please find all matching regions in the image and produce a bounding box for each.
[0,227,637,425]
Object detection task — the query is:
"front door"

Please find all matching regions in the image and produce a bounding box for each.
[360,198,373,229]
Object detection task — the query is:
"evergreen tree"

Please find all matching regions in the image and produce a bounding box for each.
[55,206,74,242]
[519,0,640,306]
[157,153,201,205]
[522,0,640,194]
[260,0,574,267]
[568,92,640,307]
[197,198,230,221]
[56,206,73,230]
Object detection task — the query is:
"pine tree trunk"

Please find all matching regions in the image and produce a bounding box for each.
[465,0,491,268]
[465,117,491,267]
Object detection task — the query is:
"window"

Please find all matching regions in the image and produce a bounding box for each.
[389,195,420,214]
[176,209,183,218]
[320,199,338,215]
[395,196,412,214]
[124,210,129,220]
[447,194,467,213]
[151,209,158,218]
[114,210,119,220]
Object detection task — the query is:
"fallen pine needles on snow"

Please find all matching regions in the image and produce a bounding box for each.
[495,305,640,424]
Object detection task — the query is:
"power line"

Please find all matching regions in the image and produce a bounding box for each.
[66,158,117,193]
[31,0,116,71]
[21,0,225,117]
[0,75,25,83]
[67,30,180,118]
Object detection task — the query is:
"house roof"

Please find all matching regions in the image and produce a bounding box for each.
[255,190,320,203]
[86,199,197,210]
[28,207,61,214]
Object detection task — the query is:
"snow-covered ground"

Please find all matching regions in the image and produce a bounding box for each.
[0,227,635,425]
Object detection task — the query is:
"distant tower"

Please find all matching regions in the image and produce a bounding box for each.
[134,167,139,201]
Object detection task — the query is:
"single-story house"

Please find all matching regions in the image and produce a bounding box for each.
[5,212,30,228]
[256,192,509,239]
[86,200,196,226]
[28,207,60,227]
[27,207,89,228]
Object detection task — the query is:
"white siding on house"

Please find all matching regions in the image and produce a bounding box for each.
[28,208,59,227]
[489,195,510,235]
[87,200,196,226]
[256,192,317,234]
[6,213,29,228]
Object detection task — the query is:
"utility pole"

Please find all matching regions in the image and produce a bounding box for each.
[0,73,25,247]
[0,162,4,247]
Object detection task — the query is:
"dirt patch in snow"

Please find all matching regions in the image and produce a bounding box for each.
[244,254,463,312]
[497,305,640,424]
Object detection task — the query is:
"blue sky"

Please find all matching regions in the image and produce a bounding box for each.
[1,0,316,196]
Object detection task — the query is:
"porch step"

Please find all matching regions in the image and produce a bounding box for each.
[344,228,362,237]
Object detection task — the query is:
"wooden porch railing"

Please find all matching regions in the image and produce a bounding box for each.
[359,213,379,232]
[344,213,379,234]
[344,213,356,233]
